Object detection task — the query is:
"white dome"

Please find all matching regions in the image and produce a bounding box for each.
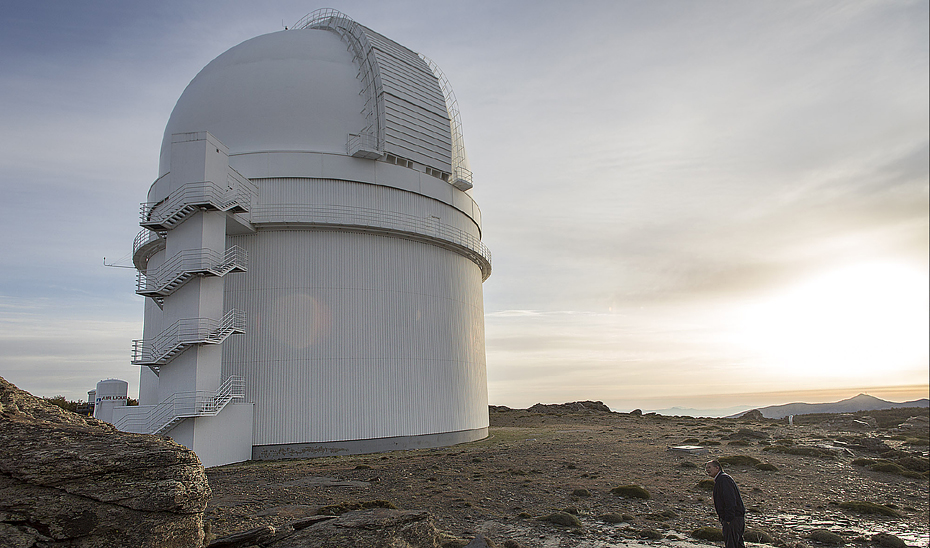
[159,29,367,176]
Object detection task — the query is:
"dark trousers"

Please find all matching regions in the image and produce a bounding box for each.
[723,515,745,548]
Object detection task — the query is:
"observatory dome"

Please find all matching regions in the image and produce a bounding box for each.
[159,29,367,177]
[122,10,488,467]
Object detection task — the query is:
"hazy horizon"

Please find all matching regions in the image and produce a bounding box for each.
[1,1,927,410]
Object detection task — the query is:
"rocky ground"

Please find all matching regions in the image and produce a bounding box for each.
[205,404,929,548]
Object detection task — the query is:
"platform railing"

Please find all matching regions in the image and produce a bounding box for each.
[250,204,491,277]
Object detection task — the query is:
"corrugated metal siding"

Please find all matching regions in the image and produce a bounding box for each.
[223,229,487,446]
[359,26,453,173]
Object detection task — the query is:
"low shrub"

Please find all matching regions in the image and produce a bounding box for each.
[718,455,762,466]
[679,461,698,468]
[642,509,677,521]
[809,529,845,545]
[637,529,662,539]
[852,458,876,467]
[728,440,751,446]
[598,513,624,524]
[868,462,906,474]
[838,501,901,517]
[895,456,929,472]
[538,512,581,528]
[692,527,724,541]
[745,529,775,544]
[755,463,778,472]
[872,533,906,548]
[763,445,835,459]
[696,479,715,490]
[572,488,591,497]
[611,484,650,499]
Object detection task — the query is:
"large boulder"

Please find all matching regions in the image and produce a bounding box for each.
[0,376,210,547]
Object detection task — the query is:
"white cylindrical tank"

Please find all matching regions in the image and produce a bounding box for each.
[94,379,128,424]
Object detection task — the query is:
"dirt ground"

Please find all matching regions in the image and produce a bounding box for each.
[205,408,929,548]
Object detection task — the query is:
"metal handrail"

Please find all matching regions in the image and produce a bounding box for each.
[133,229,163,256]
[131,309,246,366]
[421,54,472,190]
[250,203,491,276]
[297,9,384,151]
[113,375,245,434]
[137,246,248,295]
[140,181,251,228]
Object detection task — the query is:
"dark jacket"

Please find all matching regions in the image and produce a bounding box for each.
[712,471,745,523]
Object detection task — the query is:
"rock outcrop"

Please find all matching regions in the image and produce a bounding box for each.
[528,401,613,414]
[0,376,210,547]
[207,509,450,548]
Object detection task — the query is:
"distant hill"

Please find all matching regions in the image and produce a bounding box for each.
[645,405,754,418]
[730,393,929,419]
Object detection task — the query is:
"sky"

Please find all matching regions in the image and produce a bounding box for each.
[1,0,927,415]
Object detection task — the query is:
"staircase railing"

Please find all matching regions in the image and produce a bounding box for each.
[140,181,251,230]
[113,375,245,435]
[137,246,248,298]
[131,309,246,369]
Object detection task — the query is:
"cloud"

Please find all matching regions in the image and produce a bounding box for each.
[1,0,926,410]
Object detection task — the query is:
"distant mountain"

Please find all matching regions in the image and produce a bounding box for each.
[730,394,929,419]
[645,405,754,418]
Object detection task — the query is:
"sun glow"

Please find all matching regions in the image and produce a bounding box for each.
[737,263,930,380]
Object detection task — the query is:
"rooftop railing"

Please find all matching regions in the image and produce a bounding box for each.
[250,204,491,279]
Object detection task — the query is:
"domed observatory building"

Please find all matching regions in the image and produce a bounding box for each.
[114,10,491,467]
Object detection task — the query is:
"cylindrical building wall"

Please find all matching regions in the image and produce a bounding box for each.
[223,222,488,451]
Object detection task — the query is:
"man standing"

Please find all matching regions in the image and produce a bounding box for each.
[705,460,745,548]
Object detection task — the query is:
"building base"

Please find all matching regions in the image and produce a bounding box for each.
[251,427,488,460]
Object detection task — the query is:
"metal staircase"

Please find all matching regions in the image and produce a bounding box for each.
[140,180,251,231]
[131,309,246,373]
[113,375,245,435]
[137,246,248,306]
